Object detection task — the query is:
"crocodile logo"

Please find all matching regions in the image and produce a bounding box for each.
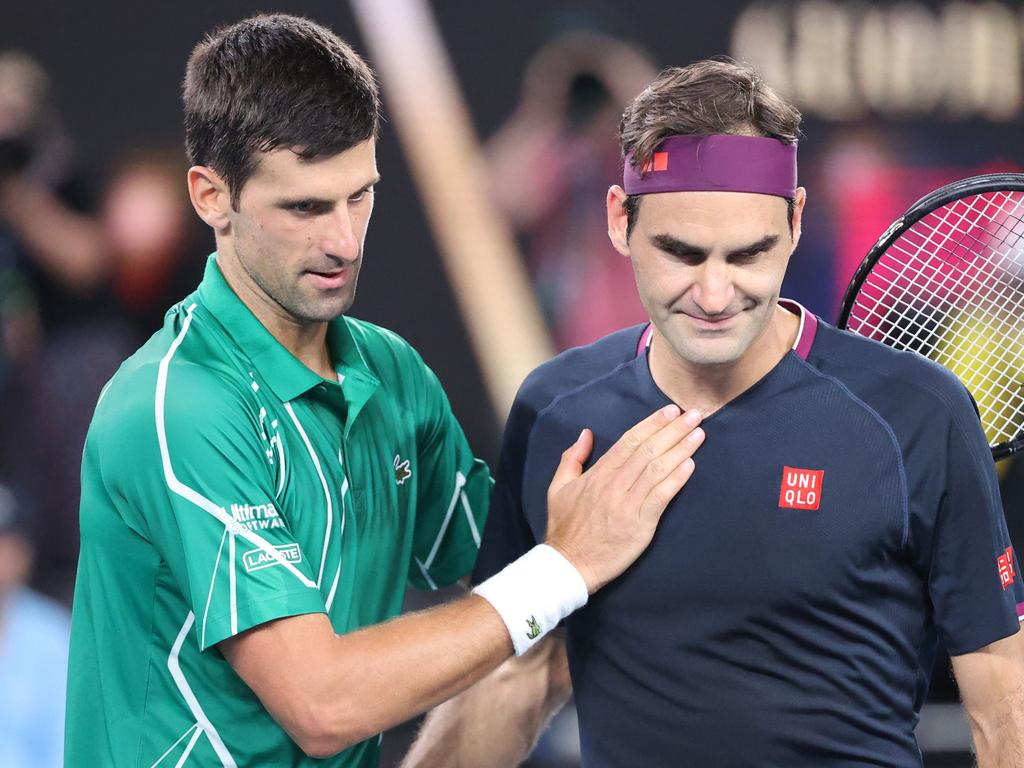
[394,454,412,486]
[525,615,541,640]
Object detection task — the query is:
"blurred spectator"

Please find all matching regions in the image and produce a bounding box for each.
[487,32,656,350]
[102,149,202,341]
[0,50,128,604]
[0,50,109,332]
[0,483,69,768]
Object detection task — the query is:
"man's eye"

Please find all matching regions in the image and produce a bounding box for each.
[289,201,318,214]
[350,187,374,203]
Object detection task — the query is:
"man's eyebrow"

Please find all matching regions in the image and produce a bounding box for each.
[650,233,709,258]
[352,174,381,195]
[727,234,780,259]
[274,175,381,207]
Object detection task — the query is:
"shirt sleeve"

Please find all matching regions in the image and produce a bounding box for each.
[925,384,1024,656]
[109,365,326,651]
[406,359,492,590]
[472,386,541,585]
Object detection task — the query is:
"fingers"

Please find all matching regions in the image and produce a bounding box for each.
[626,421,704,509]
[599,404,681,470]
[548,429,594,495]
[639,455,697,525]
[615,408,702,489]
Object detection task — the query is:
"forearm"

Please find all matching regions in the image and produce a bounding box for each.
[967,692,1024,768]
[0,179,109,290]
[953,632,1024,768]
[401,634,571,768]
[327,595,513,740]
[224,596,514,757]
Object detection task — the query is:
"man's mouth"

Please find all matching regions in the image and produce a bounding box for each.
[305,267,349,290]
[680,311,738,330]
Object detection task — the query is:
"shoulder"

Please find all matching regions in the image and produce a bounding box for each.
[92,308,259,451]
[344,316,430,378]
[518,325,646,411]
[807,321,978,432]
[510,325,647,430]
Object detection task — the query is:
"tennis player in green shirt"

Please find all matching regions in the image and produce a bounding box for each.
[64,14,704,767]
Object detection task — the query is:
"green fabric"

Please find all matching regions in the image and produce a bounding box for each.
[66,254,492,767]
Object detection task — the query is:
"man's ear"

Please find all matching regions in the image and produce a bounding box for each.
[187,165,233,232]
[607,185,632,257]
[790,186,807,251]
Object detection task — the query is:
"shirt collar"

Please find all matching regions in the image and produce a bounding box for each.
[197,253,379,404]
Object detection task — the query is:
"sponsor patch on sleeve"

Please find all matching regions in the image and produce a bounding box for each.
[243,543,303,573]
[998,546,1016,590]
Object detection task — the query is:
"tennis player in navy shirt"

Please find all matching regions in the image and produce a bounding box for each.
[402,59,1024,768]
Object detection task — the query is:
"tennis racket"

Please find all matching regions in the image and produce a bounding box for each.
[837,173,1024,461]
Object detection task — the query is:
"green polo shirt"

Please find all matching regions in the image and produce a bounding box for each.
[66,254,491,767]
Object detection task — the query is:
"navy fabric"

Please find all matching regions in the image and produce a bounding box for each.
[474,316,1024,768]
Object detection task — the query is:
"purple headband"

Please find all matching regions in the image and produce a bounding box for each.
[622,134,797,198]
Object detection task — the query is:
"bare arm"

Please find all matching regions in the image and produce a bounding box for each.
[220,596,512,758]
[400,633,571,768]
[0,176,110,291]
[951,628,1024,767]
[220,405,703,758]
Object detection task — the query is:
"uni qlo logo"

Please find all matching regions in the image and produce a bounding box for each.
[641,151,669,173]
[778,467,825,510]
[998,547,1016,590]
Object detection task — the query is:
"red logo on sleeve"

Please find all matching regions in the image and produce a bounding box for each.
[998,547,1016,589]
[778,467,825,510]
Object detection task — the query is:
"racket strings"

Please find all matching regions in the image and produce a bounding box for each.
[848,189,1024,449]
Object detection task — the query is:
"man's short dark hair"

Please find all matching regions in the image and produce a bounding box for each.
[618,58,802,238]
[183,14,380,208]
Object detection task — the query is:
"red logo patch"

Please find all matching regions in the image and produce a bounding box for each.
[998,547,1016,589]
[641,151,669,173]
[778,467,824,510]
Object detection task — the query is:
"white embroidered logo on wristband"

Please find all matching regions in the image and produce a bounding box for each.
[473,544,589,655]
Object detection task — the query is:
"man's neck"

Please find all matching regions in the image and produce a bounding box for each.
[648,303,800,417]
[216,249,336,380]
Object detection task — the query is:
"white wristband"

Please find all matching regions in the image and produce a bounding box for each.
[473,544,589,655]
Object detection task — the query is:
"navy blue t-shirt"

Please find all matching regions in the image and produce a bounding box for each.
[474,303,1024,768]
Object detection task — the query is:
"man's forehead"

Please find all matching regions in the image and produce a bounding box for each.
[248,139,378,187]
[640,190,788,239]
[644,189,785,218]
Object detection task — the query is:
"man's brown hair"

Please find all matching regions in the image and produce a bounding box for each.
[182,14,380,208]
[618,58,801,237]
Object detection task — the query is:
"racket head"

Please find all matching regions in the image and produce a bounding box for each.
[837,173,1024,461]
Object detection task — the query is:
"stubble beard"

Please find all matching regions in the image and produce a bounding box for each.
[236,238,362,325]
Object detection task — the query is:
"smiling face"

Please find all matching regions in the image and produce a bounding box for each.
[609,187,805,368]
[209,138,379,329]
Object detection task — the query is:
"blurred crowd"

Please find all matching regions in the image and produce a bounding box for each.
[0,49,203,767]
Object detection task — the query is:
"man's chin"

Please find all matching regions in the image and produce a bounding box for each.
[672,335,747,366]
[292,294,357,323]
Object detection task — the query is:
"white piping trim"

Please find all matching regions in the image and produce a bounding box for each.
[148,723,199,768]
[792,307,806,351]
[460,490,481,547]
[155,303,316,592]
[228,530,237,637]
[284,402,332,589]
[97,380,114,406]
[414,556,438,590]
[173,726,203,768]
[424,472,467,570]
[325,454,348,612]
[200,528,229,650]
[168,613,237,767]
[274,433,287,497]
